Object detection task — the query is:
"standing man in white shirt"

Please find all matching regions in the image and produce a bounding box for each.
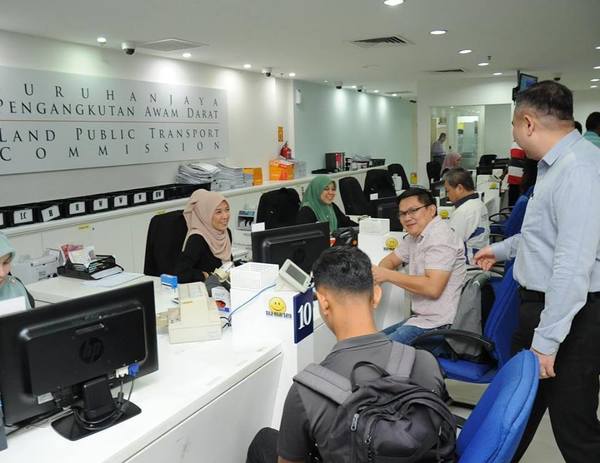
[474,80,600,462]
[431,133,447,166]
[444,168,489,263]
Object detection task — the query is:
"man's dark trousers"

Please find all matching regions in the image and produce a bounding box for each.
[512,289,600,462]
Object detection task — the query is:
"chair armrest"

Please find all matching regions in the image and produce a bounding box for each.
[412,329,495,354]
[489,212,510,224]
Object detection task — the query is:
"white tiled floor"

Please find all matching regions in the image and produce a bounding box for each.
[447,380,564,462]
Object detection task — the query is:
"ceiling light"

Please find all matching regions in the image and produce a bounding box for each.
[592,85,598,89]
[182,52,192,58]
[96,37,107,44]
[392,93,398,97]
[493,72,503,76]
[591,78,600,82]
[458,49,472,55]
[351,85,357,89]
[430,30,447,35]
[594,66,600,70]
[324,80,329,83]
[243,64,252,69]
[288,72,296,77]
[383,0,404,6]
[478,62,489,67]
[373,90,379,93]
[596,46,600,50]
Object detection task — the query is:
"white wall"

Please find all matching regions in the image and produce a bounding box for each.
[574,89,600,130]
[416,78,514,183]
[0,31,293,206]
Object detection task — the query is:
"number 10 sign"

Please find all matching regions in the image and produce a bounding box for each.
[293,289,315,344]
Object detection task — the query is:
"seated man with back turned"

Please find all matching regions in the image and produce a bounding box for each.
[443,167,490,263]
[373,188,466,346]
[246,246,447,463]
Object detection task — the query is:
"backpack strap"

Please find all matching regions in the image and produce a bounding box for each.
[293,363,352,405]
[385,341,415,378]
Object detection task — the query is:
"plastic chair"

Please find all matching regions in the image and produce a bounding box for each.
[256,188,300,229]
[143,210,188,276]
[457,350,539,462]
[339,177,370,215]
[387,163,410,190]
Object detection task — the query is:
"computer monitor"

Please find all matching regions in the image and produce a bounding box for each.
[370,196,402,232]
[251,221,330,273]
[518,72,538,92]
[0,281,158,441]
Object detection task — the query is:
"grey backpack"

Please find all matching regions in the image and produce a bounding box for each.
[294,343,456,463]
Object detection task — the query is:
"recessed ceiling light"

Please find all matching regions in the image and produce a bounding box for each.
[243,64,252,69]
[182,52,192,58]
[288,72,296,77]
[373,90,379,93]
[591,78,600,82]
[493,72,503,76]
[458,49,472,55]
[324,80,328,83]
[592,85,598,89]
[392,93,398,97]
[478,62,489,67]
[430,30,447,36]
[596,46,600,50]
[96,37,107,44]
[383,0,404,6]
[594,66,600,70]
[351,85,357,89]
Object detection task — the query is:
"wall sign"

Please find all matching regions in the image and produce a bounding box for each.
[0,65,228,175]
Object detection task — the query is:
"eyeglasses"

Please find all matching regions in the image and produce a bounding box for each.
[398,204,430,219]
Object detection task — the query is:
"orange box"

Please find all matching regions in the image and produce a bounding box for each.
[243,167,263,186]
[269,160,294,181]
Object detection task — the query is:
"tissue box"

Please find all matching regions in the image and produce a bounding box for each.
[230,262,279,291]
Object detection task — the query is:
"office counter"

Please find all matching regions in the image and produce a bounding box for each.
[3,331,282,463]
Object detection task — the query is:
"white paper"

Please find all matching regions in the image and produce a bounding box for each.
[251,222,266,232]
[0,296,27,316]
[82,272,143,288]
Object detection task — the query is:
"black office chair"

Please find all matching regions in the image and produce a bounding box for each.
[143,210,188,276]
[477,154,498,175]
[339,177,370,215]
[256,188,300,229]
[363,169,396,201]
[387,163,410,190]
[426,160,442,188]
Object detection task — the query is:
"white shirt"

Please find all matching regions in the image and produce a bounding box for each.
[448,193,490,264]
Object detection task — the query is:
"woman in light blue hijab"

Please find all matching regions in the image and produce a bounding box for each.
[0,232,32,309]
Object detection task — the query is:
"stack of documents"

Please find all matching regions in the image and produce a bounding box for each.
[176,162,221,184]
[212,161,253,191]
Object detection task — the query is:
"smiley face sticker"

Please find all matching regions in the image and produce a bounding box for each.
[384,236,399,251]
[268,297,287,314]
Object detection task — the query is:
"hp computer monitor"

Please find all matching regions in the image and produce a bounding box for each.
[0,281,158,440]
[251,221,330,272]
[370,196,403,231]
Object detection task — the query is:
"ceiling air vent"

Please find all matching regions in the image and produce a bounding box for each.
[350,35,414,48]
[430,68,465,73]
[139,38,208,52]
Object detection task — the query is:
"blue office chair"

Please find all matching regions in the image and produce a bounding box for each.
[457,350,539,462]
[414,264,520,385]
[490,186,533,240]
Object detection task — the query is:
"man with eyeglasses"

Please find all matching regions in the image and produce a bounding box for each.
[373,188,466,347]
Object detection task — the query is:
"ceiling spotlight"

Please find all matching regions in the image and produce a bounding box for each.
[96,36,107,45]
[392,93,398,97]
[182,52,192,58]
[594,66,600,70]
[493,72,503,76]
[324,80,329,83]
[478,62,489,66]
[351,85,357,89]
[335,81,343,89]
[430,30,447,35]
[592,85,598,88]
[383,0,404,5]
[288,72,296,77]
[243,63,252,69]
[591,78,600,82]
[458,49,472,54]
[373,90,379,93]
[596,46,600,50]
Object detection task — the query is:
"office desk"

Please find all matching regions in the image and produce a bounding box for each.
[3,332,282,463]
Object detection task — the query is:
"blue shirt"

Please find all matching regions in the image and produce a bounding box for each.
[584,130,600,149]
[492,130,600,354]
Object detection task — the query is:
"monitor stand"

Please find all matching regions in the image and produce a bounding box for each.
[51,376,141,441]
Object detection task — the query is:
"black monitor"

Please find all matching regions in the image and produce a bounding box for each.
[518,72,538,92]
[251,221,330,273]
[0,281,158,441]
[370,196,402,232]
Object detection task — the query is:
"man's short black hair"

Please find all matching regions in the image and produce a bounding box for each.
[312,246,373,297]
[397,188,435,208]
[515,80,573,122]
[443,168,475,191]
[585,112,600,133]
